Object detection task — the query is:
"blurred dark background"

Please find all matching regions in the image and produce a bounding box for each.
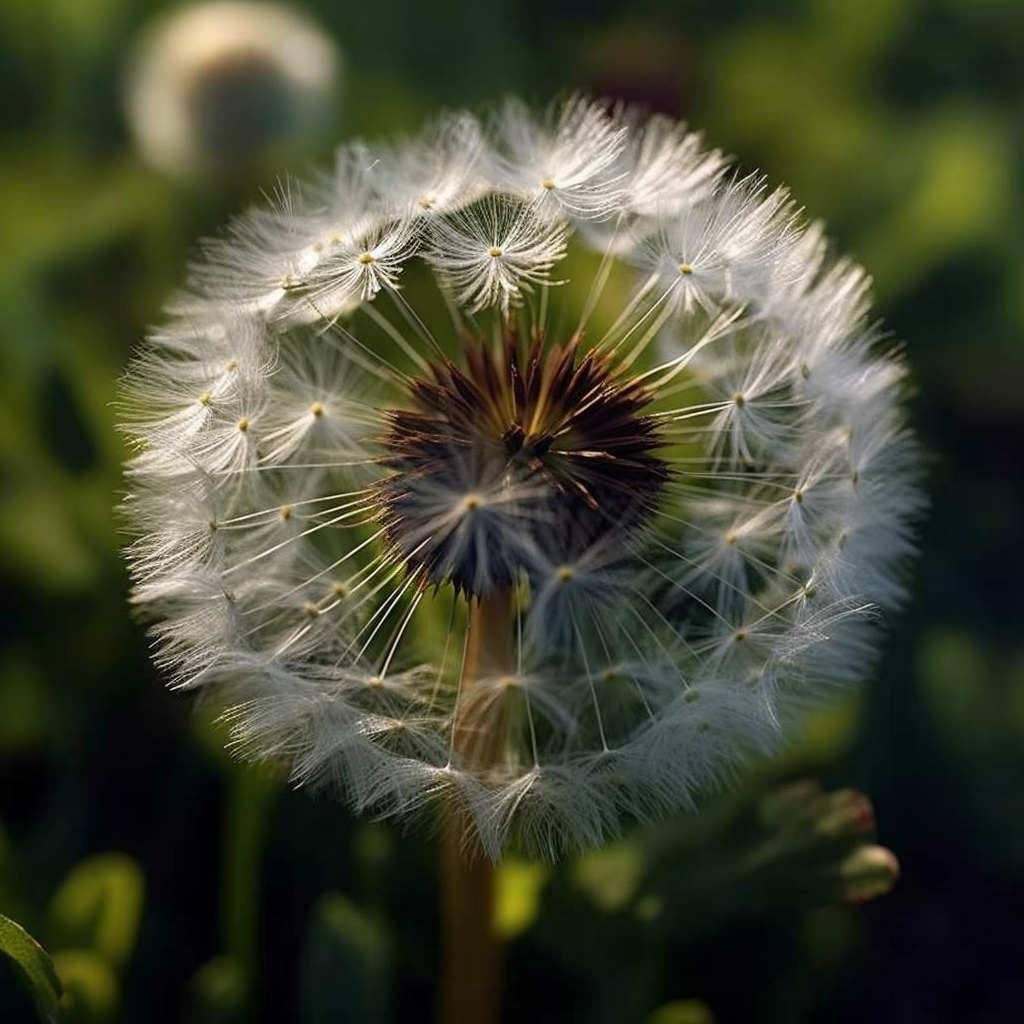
[1,0,1023,1021]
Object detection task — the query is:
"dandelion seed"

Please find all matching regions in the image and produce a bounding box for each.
[426,196,568,314]
[489,95,628,220]
[122,97,922,859]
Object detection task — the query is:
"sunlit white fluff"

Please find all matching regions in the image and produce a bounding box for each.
[636,176,801,315]
[426,196,568,314]
[619,114,726,217]
[583,112,727,255]
[359,112,489,217]
[122,96,922,860]
[489,96,628,219]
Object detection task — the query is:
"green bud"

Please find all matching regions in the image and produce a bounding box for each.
[814,788,876,839]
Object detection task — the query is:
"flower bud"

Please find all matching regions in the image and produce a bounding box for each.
[840,844,900,903]
[813,788,876,839]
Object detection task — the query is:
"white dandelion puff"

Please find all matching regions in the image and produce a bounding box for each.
[307,216,419,308]
[620,113,728,219]
[124,1,340,178]
[361,110,490,217]
[636,175,802,315]
[121,96,923,859]
[581,111,728,253]
[489,94,628,220]
[426,196,568,314]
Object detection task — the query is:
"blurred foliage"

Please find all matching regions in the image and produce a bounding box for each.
[1,0,1023,1021]
[299,893,394,1024]
[510,780,896,1024]
[184,956,247,1024]
[49,950,118,1024]
[47,854,144,970]
[648,1003,716,1024]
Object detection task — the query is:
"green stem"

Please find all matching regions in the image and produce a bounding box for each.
[438,591,512,1024]
[221,770,275,1002]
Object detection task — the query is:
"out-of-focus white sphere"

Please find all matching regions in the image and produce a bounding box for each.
[125,1,341,177]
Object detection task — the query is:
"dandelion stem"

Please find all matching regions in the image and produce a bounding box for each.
[439,589,512,1024]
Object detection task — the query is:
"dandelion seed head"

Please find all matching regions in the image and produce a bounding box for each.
[121,96,922,859]
[125,1,340,177]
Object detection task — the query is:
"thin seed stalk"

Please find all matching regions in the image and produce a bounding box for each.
[438,589,513,1024]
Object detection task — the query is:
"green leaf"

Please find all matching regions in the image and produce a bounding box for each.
[0,911,63,1022]
[300,894,394,1024]
[47,853,144,969]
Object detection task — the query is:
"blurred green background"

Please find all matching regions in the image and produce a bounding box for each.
[1,0,1023,1021]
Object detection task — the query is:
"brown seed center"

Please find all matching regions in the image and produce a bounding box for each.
[376,325,669,596]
